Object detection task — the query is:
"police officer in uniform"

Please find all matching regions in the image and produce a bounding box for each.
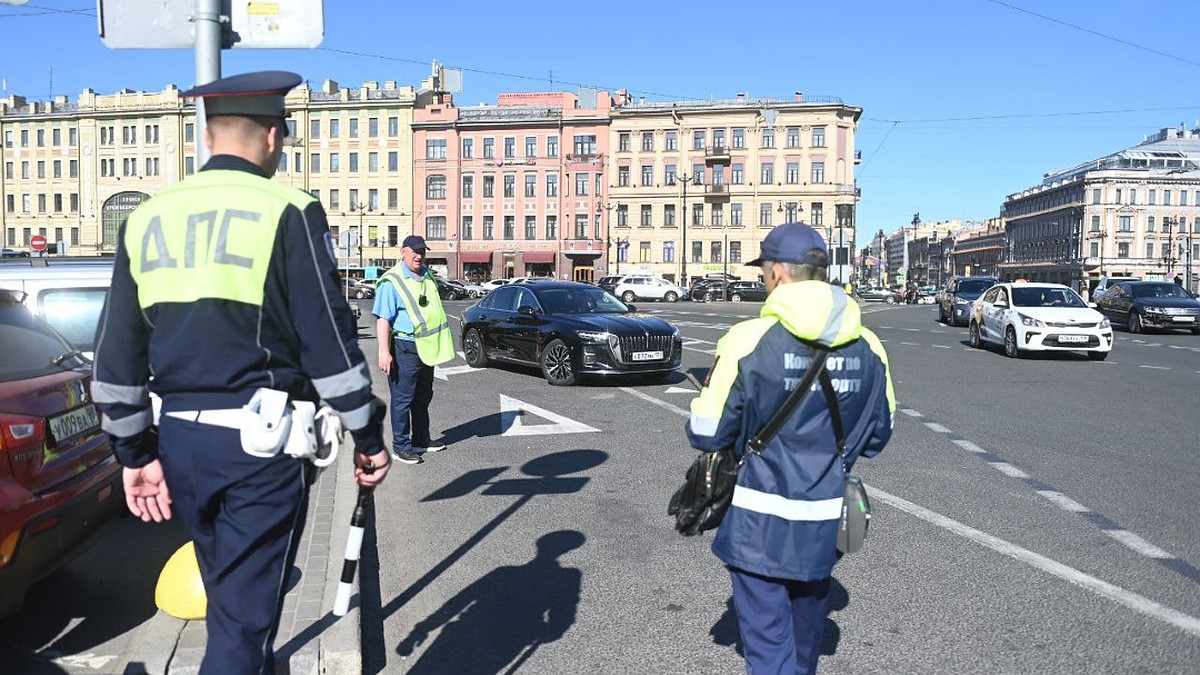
[687,223,895,675]
[91,71,390,675]
[373,235,455,464]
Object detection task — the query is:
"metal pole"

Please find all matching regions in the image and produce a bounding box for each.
[723,232,728,281]
[358,209,365,268]
[193,0,222,167]
[680,174,690,287]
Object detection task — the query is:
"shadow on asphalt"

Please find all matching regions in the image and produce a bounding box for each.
[362,449,607,675]
[708,577,850,659]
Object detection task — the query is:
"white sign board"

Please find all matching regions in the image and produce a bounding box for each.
[98,0,323,49]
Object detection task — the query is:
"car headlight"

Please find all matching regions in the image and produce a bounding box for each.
[1018,312,1044,328]
[671,326,681,338]
[1099,316,1111,329]
[577,330,613,343]
[1143,306,1165,314]
[954,298,970,307]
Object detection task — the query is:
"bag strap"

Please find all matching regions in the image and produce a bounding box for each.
[818,370,847,461]
[747,347,830,454]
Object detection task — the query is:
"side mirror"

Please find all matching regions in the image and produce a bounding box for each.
[994,300,1007,308]
[1088,302,1098,308]
[625,303,638,313]
[517,305,538,316]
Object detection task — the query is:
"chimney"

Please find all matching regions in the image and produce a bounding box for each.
[794,91,804,102]
[322,79,338,95]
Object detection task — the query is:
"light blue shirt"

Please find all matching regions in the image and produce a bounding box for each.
[371,265,427,341]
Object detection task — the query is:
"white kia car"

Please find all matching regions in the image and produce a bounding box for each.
[968,282,1113,360]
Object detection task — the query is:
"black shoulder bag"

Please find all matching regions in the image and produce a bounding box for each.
[668,348,831,537]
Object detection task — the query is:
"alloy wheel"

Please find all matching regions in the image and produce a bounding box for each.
[1004,326,1020,358]
[541,339,576,386]
[463,328,488,368]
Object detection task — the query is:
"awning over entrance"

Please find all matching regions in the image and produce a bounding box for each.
[522,251,556,264]
[460,251,494,263]
[562,251,602,259]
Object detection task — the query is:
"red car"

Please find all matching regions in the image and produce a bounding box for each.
[0,290,123,616]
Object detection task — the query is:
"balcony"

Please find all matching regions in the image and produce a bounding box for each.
[704,145,730,163]
[565,152,603,165]
[704,184,730,201]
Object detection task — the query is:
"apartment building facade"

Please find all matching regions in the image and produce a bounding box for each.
[607,92,862,285]
[411,90,612,282]
[1002,127,1200,292]
[0,79,417,267]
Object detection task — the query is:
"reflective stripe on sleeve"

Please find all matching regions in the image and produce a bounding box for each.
[90,381,150,406]
[312,362,371,400]
[731,485,843,521]
[102,409,153,437]
[688,413,720,437]
[337,400,375,430]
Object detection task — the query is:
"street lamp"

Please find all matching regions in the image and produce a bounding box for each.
[876,229,886,287]
[678,170,695,286]
[347,201,371,268]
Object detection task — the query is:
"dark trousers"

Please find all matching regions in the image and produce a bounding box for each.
[729,566,832,675]
[388,337,435,452]
[159,413,311,675]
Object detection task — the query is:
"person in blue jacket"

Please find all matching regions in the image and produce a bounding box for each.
[687,222,895,675]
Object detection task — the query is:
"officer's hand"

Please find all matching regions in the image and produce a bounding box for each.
[354,450,391,487]
[123,460,172,522]
[377,352,393,374]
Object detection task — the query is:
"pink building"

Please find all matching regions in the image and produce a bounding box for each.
[412,90,612,282]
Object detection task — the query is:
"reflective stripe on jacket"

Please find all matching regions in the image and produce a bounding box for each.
[379,268,454,366]
[687,280,895,581]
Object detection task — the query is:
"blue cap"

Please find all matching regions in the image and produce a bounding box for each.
[182,71,302,122]
[746,222,828,267]
[402,235,428,251]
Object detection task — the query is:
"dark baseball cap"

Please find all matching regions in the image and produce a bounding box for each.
[402,235,428,251]
[746,222,828,267]
[181,71,301,134]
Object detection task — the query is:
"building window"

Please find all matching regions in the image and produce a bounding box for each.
[693,164,705,185]
[732,128,744,148]
[278,153,288,173]
[663,241,675,263]
[575,215,588,239]
[762,128,774,148]
[329,119,340,138]
[786,162,799,184]
[730,241,741,262]
[692,241,703,263]
[618,166,630,187]
[786,127,800,148]
[1091,215,1100,231]
[483,216,495,240]
[483,175,495,198]
[636,241,649,263]
[1146,242,1155,259]
[1118,215,1131,232]
[310,119,320,139]
[524,136,537,157]
[369,152,379,172]
[693,130,706,150]
[20,161,28,179]
[503,174,516,198]
[388,152,399,171]
[1148,216,1155,232]
[642,132,654,151]
[618,132,631,152]
[310,153,321,173]
[368,117,379,137]
[1090,241,1099,257]
[811,161,825,183]
[617,205,629,227]
[665,131,677,151]
[731,203,743,226]
[37,161,45,179]
[1163,190,1172,205]
[3,162,9,179]
[640,205,652,227]
[36,129,45,147]
[812,127,826,147]
[712,204,723,226]
[641,165,653,186]
[462,216,474,240]
[70,193,78,212]
[711,241,722,263]
[69,128,78,146]
[349,153,359,172]
[5,195,11,213]
[330,153,340,172]
[811,202,824,226]
[1116,242,1129,258]
[462,138,474,159]
[1149,189,1157,205]
[761,162,774,184]
[1115,188,1122,203]
[504,137,516,158]
[100,191,150,248]
[388,188,398,209]
[348,118,359,138]
[456,175,471,199]
[483,138,495,159]
[185,157,194,175]
[53,194,62,212]
[713,129,725,148]
[665,165,676,186]
[425,175,447,199]
[368,189,379,211]
[575,173,589,196]
[1092,188,1101,204]
[525,216,536,240]
[573,134,597,156]
[427,138,447,159]
[546,215,557,239]
[329,189,340,210]
[692,204,704,227]
[525,174,536,198]
[731,163,744,185]
[546,174,558,197]
[760,203,772,227]
[547,136,558,157]
[424,216,446,240]
[665,205,676,228]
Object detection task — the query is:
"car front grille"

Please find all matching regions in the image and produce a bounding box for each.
[1045,321,1097,328]
[1160,307,1200,316]
[612,334,675,363]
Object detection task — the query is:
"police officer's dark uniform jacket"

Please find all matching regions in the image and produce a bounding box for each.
[686,280,895,581]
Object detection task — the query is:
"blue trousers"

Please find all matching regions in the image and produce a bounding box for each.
[388,337,435,452]
[729,566,831,675]
[159,411,310,675]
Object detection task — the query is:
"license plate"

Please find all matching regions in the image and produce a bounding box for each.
[631,350,664,361]
[49,403,100,443]
[1057,335,1089,343]
[1171,316,1195,323]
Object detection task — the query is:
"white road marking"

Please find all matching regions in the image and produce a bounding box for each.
[620,386,692,417]
[870,487,1200,638]
[923,422,951,433]
[498,395,599,436]
[665,386,697,394]
[932,344,953,349]
[900,408,923,417]
[1103,530,1175,559]
[684,345,718,355]
[1036,490,1091,512]
[50,653,118,670]
[900,341,920,346]
[905,328,921,332]
[953,439,986,454]
[434,364,486,381]
[1139,365,1170,370]
[989,462,1030,479]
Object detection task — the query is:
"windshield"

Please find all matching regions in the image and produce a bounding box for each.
[957,279,996,295]
[0,293,85,381]
[1011,287,1088,308]
[534,286,631,314]
[1131,283,1194,299]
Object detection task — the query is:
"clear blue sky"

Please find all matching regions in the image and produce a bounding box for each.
[3,0,1198,238]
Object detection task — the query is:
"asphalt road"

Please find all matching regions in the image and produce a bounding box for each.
[3,295,1198,674]
[366,297,1200,674]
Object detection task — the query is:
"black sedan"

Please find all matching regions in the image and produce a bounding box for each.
[856,286,904,304]
[460,281,682,385]
[1094,281,1200,334]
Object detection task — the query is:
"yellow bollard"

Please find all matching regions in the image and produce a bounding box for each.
[155,541,207,620]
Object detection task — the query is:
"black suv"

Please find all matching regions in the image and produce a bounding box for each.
[937,276,999,326]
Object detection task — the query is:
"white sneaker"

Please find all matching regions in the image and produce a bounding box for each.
[414,444,446,453]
